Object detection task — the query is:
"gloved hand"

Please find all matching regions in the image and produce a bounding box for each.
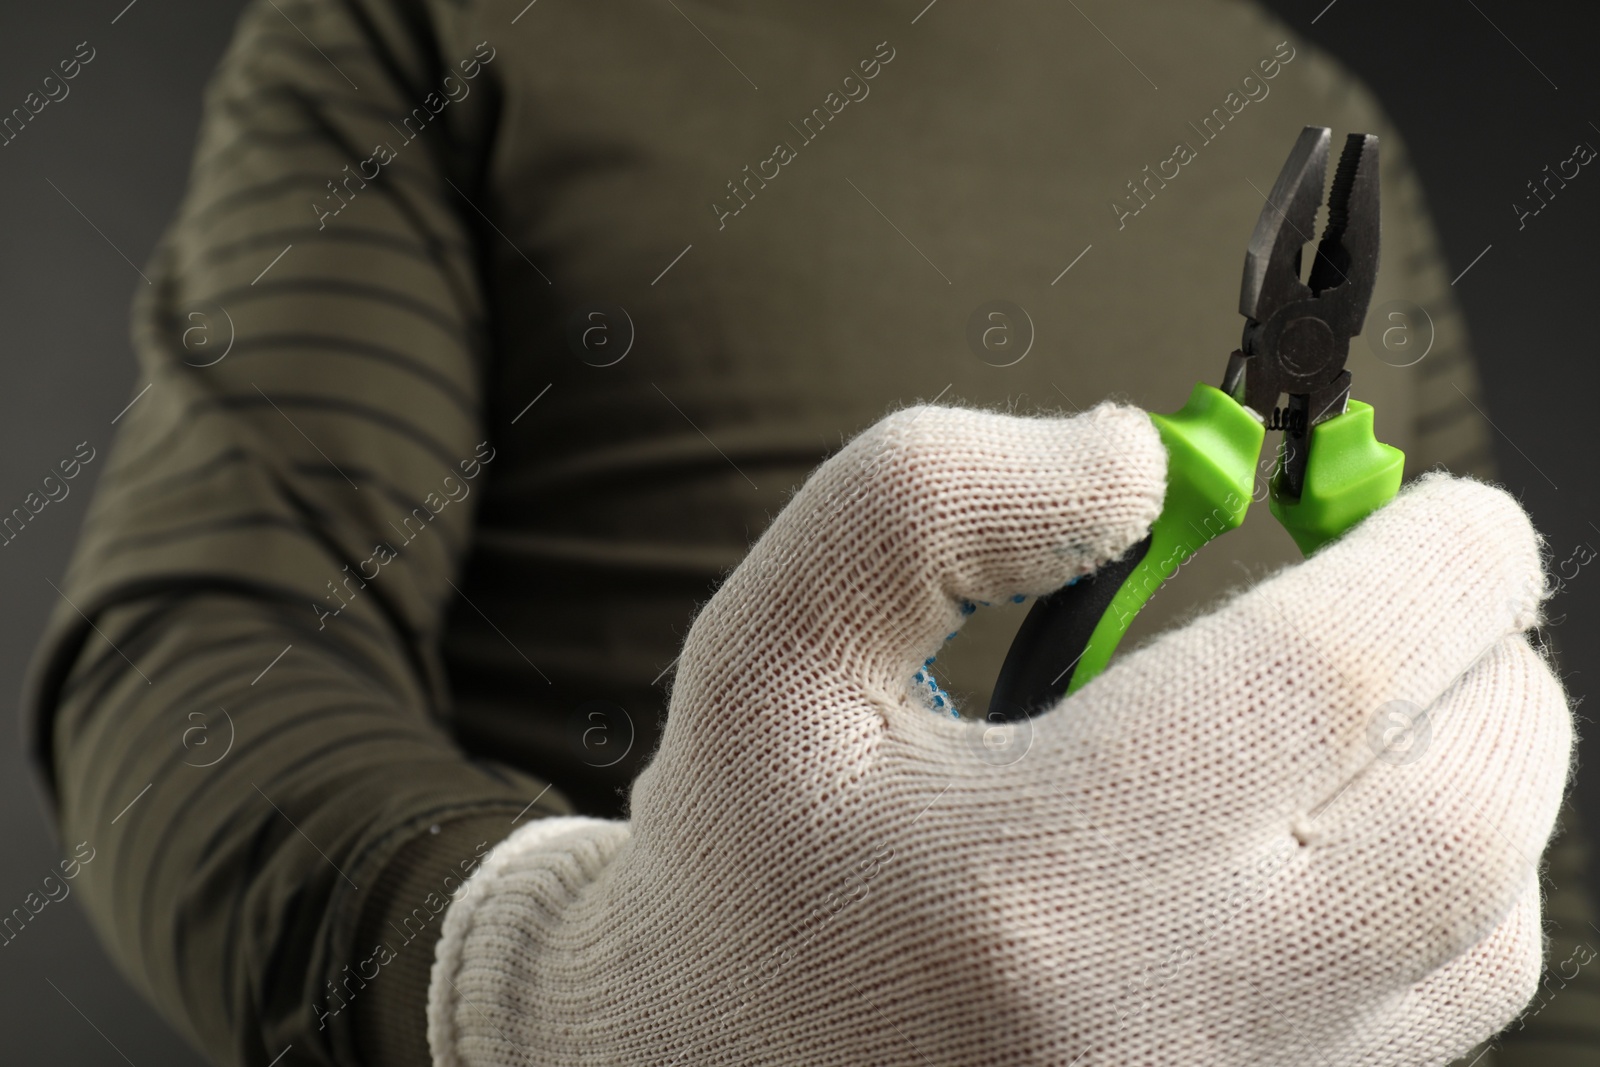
[428,402,1571,1066]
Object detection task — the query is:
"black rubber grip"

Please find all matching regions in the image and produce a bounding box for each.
[987,533,1154,721]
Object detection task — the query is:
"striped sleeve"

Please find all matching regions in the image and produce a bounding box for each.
[1377,127,1497,480]
[22,2,567,1065]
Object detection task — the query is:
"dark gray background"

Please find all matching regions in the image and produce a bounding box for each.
[0,1,1592,1063]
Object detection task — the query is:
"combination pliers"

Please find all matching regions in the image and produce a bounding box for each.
[992,125,1405,719]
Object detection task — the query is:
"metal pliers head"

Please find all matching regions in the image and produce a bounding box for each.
[1221,126,1380,501]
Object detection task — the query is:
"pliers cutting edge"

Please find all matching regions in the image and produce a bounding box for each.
[991,126,1405,720]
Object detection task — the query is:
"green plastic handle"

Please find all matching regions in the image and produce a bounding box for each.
[1064,383,1262,694]
[1063,388,1404,695]
[1268,400,1405,555]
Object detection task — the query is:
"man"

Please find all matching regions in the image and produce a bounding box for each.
[24,0,1588,1063]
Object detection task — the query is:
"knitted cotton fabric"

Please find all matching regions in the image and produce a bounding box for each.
[428,403,1572,1066]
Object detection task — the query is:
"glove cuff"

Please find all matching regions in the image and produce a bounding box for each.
[427,815,630,1067]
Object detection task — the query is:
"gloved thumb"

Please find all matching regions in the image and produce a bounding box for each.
[681,401,1167,700]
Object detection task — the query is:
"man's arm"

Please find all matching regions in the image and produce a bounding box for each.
[1370,112,1495,480]
[22,2,559,1064]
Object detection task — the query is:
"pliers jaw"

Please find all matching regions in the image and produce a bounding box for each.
[1221,126,1380,501]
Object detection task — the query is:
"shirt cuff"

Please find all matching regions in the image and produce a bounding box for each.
[351,811,533,1067]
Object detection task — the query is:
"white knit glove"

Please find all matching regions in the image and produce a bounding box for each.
[429,402,1572,1066]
